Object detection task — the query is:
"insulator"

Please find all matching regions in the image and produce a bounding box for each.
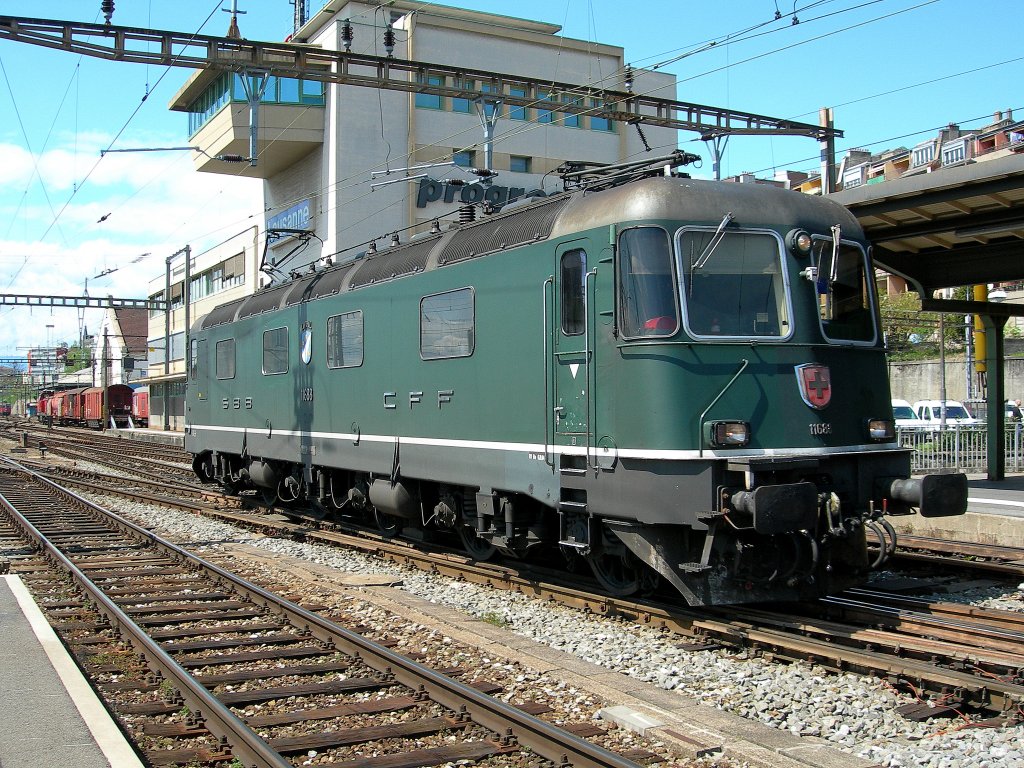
[623,64,634,93]
[459,205,475,223]
[101,0,114,24]
[390,232,400,246]
[430,220,441,234]
[383,24,395,57]
[341,19,354,51]
[366,241,377,255]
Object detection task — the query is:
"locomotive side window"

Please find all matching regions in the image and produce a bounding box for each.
[216,339,236,380]
[560,249,587,335]
[327,311,364,368]
[812,238,876,343]
[617,227,678,337]
[262,327,289,374]
[679,229,790,339]
[421,287,474,359]
[189,339,200,380]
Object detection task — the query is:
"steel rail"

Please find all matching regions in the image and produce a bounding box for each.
[0,460,292,768]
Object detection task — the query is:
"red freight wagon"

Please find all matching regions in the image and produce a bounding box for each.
[132,388,149,427]
[83,384,133,428]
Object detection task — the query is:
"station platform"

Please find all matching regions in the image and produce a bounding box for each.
[0,575,144,768]
[107,427,184,448]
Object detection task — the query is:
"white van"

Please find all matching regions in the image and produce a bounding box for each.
[891,399,924,428]
[913,400,980,426]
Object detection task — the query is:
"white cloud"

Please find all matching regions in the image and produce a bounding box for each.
[0,133,264,359]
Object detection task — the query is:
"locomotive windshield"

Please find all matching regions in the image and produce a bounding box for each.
[678,228,790,338]
[812,236,876,343]
[618,227,679,336]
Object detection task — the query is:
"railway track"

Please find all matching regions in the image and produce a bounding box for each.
[4,430,1024,723]
[0,458,650,768]
[24,457,1024,723]
[8,423,1024,578]
[885,534,1024,578]
[2,425,196,483]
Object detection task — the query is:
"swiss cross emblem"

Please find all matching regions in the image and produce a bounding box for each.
[795,364,831,410]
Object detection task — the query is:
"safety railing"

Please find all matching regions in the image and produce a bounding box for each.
[896,424,1024,474]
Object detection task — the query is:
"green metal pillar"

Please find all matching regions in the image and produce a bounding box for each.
[982,313,1008,481]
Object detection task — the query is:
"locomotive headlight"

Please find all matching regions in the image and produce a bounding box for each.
[709,421,750,447]
[786,228,813,257]
[868,418,895,441]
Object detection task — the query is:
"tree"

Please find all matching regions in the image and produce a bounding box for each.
[64,344,92,373]
[880,286,969,361]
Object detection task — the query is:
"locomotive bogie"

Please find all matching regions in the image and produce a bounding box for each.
[186,174,966,605]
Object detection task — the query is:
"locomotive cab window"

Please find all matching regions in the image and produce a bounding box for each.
[679,228,790,339]
[618,227,678,337]
[262,327,289,375]
[812,237,876,344]
[189,339,200,380]
[560,249,587,335]
[215,339,235,380]
[327,311,364,368]
[421,287,474,359]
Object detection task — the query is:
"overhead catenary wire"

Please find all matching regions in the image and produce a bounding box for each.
[1,0,1008,291]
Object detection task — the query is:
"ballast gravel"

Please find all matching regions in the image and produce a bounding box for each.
[81,491,1024,768]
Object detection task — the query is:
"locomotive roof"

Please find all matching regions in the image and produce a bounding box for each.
[200,176,863,331]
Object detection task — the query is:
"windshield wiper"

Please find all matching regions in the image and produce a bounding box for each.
[693,211,735,270]
[829,224,841,284]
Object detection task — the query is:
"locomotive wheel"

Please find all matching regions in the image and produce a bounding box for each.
[458,526,496,560]
[374,509,403,538]
[587,549,646,596]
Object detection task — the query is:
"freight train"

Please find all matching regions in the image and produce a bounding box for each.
[185,153,967,605]
[37,384,135,428]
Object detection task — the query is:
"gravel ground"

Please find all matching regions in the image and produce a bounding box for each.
[53,479,1024,768]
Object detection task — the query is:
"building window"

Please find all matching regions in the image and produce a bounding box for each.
[453,150,475,168]
[327,311,363,368]
[562,95,581,128]
[415,75,444,110]
[589,99,613,132]
[262,327,289,374]
[560,249,587,336]
[941,140,967,165]
[508,86,527,121]
[452,79,475,113]
[842,169,863,189]
[221,252,245,289]
[509,155,531,174]
[536,89,555,124]
[216,339,235,379]
[421,287,474,359]
[187,72,325,136]
[911,143,934,168]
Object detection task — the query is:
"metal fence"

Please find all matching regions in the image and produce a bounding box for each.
[896,425,1024,474]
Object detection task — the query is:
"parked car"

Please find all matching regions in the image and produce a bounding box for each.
[913,399,980,427]
[891,399,924,428]
[1006,400,1023,422]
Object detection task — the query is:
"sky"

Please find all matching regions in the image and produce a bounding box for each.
[0,0,1021,360]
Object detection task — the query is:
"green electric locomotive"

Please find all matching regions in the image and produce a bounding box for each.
[186,153,966,605]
